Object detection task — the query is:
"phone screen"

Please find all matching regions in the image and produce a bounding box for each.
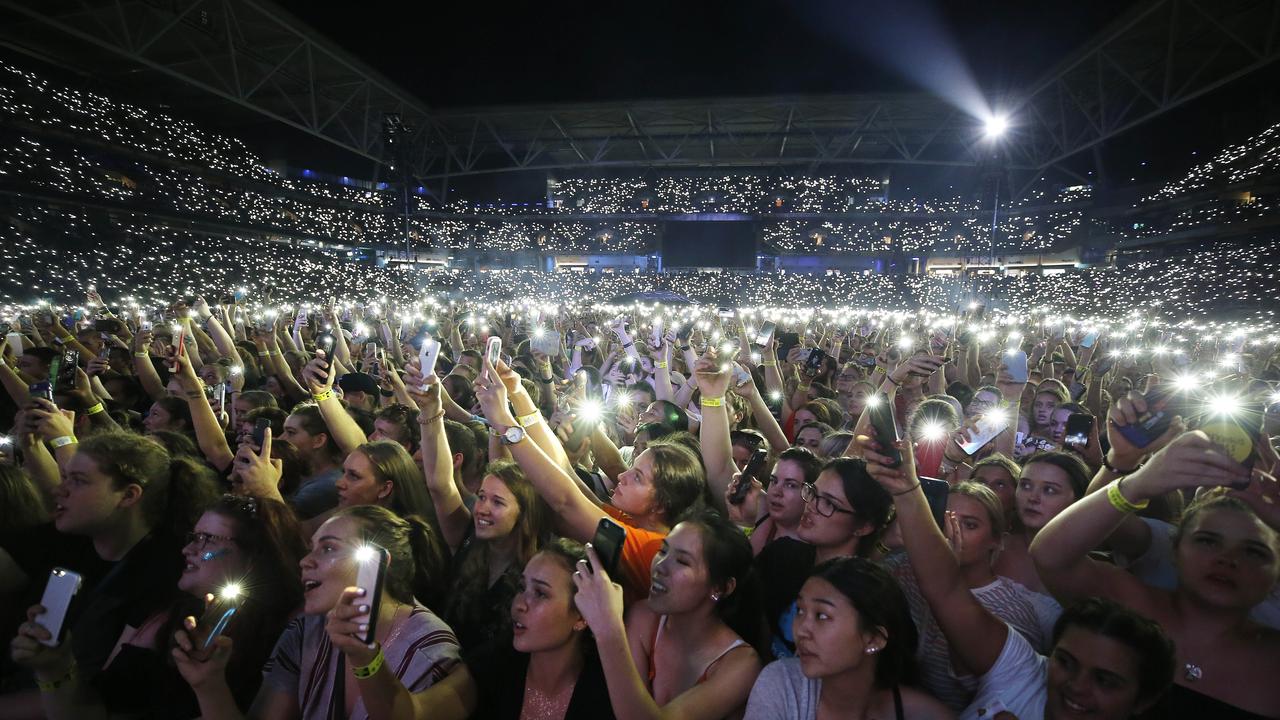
[867,393,902,467]
[754,321,776,347]
[1064,413,1094,447]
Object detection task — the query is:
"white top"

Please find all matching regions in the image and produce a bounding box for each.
[961,623,1047,720]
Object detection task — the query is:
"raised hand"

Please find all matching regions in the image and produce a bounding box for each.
[571,544,626,637]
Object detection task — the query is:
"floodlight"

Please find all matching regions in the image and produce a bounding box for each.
[984,114,1009,139]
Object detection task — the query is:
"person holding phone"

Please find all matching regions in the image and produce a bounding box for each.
[463,538,616,719]
[572,508,765,720]
[744,557,953,720]
[173,504,473,720]
[859,429,1179,720]
[1031,429,1280,718]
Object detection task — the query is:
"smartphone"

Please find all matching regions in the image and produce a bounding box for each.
[1199,400,1263,488]
[1064,413,1094,447]
[920,476,950,528]
[29,381,54,403]
[54,350,78,391]
[530,330,561,357]
[7,332,24,358]
[957,409,1011,456]
[1005,350,1029,384]
[172,324,187,373]
[675,324,693,341]
[754,321,777,347]
[485,336,502,379]
[867,392,902,467]
[1079,331,1099,349]
[314,330,335,356]
[352,544,390,646]
[716,307,734,319]
[731,364,752,388]
[973,304,986,321]
[804,347,828,375]
[419,335,441,377]
[1115,385,1179,449]
[251,418,270,448]
[588,517,626,578]
[729,448,769,505]
[775,332,801,363]
[36,568,82,647]
[910,352,946,377]
[650,317,664,348]
[196,583,243,650]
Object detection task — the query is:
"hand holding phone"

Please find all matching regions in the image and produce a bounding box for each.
[35,568,82,647]
[587,518,626,578]
[729,448,769,505]
[485,336,502,381]
[352,544,390,646]
[867,392,903,467]
[419,335,441,385]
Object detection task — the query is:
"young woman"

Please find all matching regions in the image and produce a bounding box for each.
[573,508,765,719]
[5,431,221,706]
[755,457,894,658]
[473,358,705,598]
[171,505,474,720]
[334,440,437,525]
[12,495,305,719]
[464,538,615,719]
[749,447,822,556]
[1031,422,1280,718]
[745,557,952,719]
[144,396,194,437]
[991,450,1087,638]
[861,432,1178,720]
[884,482,1049,710]
[967,454,1020,521]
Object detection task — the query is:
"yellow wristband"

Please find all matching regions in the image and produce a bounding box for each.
[134,351,149,358]
[312,390,335,403]
[517,410,543,428]
[700,396,724,408]
[655,361,669,369]
[36,665,76,692]
[352,648,384,680]
[257,350,269,357]
[1106,479,1149,513]
[762,361,777,367]
[49,435,78,449]
[86,403,104,416]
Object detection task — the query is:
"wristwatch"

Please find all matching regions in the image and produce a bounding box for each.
[491,424,527,445]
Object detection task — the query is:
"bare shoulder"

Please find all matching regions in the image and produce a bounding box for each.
[901,686,957,719]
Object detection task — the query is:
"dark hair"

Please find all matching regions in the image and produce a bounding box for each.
[808,557,919,689]
[650,400,689,432]
[1051,597,1176,705]
[730,428,766,450]
[676,507,766,656]
[643,440,708,525]
[799,401,839,428]
[335,505,449,608]
[374,403,419,449]
[795,421,834,440]
[442,418,481,478]
[820,457,894,557]
[777,446,823,484]
[352,441,436,520]
[286,404,341,461]
[1021,450,1089,501]
[635,421,679,444]
[236,390,277,412]
[0,466,48,531]
[151,396,193,433]
[627,380,657,406]
[243,406,288,437]
[148,429,200,459]
[1174,493,1280,554]
[77,432,221,538]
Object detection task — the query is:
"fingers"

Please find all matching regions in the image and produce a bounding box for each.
[259,427,272,461]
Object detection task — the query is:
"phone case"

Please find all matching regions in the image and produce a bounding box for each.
[485,336,502,368]
[1005,351,1029,383]
[920,477,950,528]
[419,336,441,377]
[352,545,390,645]
[37,568,82,647]
[755,322,776,347]
[589,518,626,578]
[198,589,242,649]
[957,411,1011,455]
[868,393,902,467]
[1064,414,1094,447]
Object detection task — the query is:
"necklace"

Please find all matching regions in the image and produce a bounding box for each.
[1184,662,1203,682]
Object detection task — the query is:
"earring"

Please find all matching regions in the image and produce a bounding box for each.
[711,593,721,602]
[865,646,879,655]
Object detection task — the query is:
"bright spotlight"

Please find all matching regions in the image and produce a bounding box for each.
[919,421,948,443]
[984,114,1009,139]
[578,400,604,423]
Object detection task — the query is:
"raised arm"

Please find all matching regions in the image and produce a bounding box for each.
[733,367,788,452]
[407,372,472,553]
[300,354,368,456]
[172,354,235,471]
[860,432,1011,676]
[474,358,604,543]
[693,351,735,515]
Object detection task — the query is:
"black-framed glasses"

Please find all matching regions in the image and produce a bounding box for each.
[185,531,238,549]
[801,482,857,518]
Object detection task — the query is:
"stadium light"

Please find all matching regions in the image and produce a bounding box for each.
[983,114,1009,139]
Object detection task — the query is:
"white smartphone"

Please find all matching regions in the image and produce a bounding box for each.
[352,545,390,646]
[6,332,23,358]
[650,317,664,347]
[419,335,440,381]
[731,364,752,388]
[1005,350,1029,384]
[957,409,1012,456]
[485,336,502,380]
[36,568,82,647]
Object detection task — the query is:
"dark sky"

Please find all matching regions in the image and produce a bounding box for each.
[278,0,1139,108]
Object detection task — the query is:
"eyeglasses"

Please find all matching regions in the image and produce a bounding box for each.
[801,483,857,518]
[185,531,238,549]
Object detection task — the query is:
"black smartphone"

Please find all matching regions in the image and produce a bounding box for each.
[251,418,270,448]
[676,324,693,341]
[729,448,769,505]
[1064,413,1094,447]
[754,321,777,347]
[867,392,902,467]
[195,583,244,651]
[54,350,79,391]
[920,476,950,528]
[314,330,335,356]
[588,517,626,578]
[29,381,54,403]
[93,318,122,334]
[775,332,801,364]
[803,348,828,375]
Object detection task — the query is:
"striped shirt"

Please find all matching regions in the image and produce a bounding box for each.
[261,604,461,720]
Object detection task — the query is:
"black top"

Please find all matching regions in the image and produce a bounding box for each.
[442,529,521,653]
[753,536,817,658]
[467,641,615,720]
[1141,683,1275,720]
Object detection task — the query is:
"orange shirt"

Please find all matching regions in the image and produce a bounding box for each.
[603,505,667,601]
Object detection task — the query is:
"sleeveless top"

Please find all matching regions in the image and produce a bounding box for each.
[646,615,750,685]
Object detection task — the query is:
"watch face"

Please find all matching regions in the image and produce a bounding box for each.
[503,426,524,444]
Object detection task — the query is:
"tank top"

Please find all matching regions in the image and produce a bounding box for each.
[646,615,750,685]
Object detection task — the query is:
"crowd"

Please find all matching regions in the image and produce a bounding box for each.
[0,275,1277,720]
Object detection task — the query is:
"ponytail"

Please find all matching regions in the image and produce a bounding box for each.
[77,432,219,538]
[404,515,449,609]
[332,505,449,609]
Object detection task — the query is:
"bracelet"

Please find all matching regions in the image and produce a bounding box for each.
[885,376,901,386]
[892,481,922,496]
[1106,478,1149,513]
[538,376,555,384]
[134,351,149,358]
[700,396,725,408]
[352,648,384,680]
[49,435,78,449]
[85,403,104,416]
[655,361,668,369]
[419,410,445,426]
[312,390,335,403]
[762,360,777,367]
[1101,454,1138,474]
[622,341,634,349]
[873,366,887,375]
[36,665,76,692]
[516,410,543,428]
[257,350,269,357]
